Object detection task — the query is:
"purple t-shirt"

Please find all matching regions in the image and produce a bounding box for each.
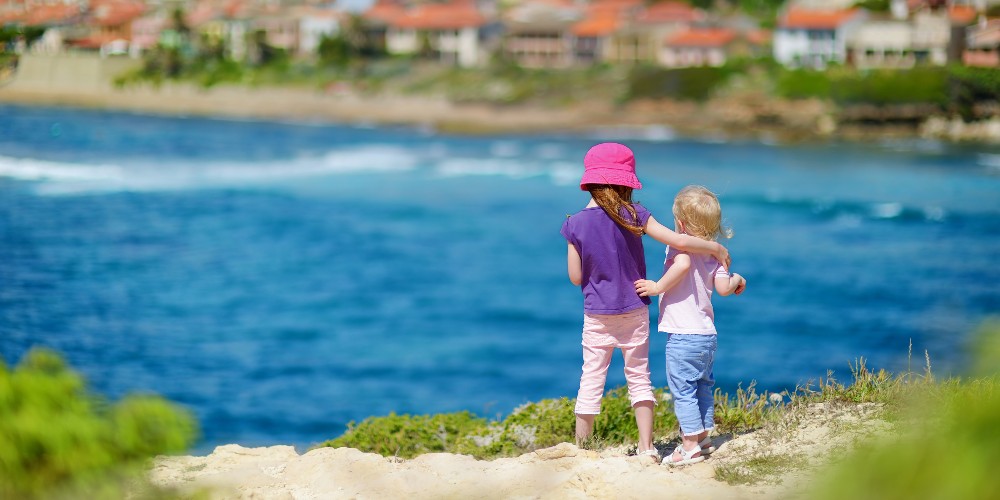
[561,204,651,315]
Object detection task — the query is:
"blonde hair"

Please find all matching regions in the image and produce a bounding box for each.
[672,185,732,241]
[586,184,645,237]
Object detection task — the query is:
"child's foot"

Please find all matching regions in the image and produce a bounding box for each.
[699,437,716,455]
[637,447,661,463]
[664,444,704,467]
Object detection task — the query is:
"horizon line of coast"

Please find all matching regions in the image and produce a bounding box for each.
[4,80,999,144]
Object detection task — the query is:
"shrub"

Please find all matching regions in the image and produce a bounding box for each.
[713,381,776,434]
[317,411,486,458]
[0,348,196,498]
[774,68,833,99]
[319,387,679,459]
[948,66,1000,118]
[776,67,950,106]
[625,65,735,101]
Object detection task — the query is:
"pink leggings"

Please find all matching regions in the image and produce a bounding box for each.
[575,306,655,415]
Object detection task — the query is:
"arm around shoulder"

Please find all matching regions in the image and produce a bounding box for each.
[644,215,730,269]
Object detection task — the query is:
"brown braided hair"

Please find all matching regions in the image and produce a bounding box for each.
[586,184,645,236]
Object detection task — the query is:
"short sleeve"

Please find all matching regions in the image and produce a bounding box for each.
[714,260,730,279]
[560,217,575,246]
[633,204,651,227]
[665,245,679,262]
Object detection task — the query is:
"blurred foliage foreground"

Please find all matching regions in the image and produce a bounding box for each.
[0,349,197,498]
[3,320,996,498]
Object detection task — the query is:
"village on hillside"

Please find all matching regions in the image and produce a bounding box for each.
[0,0,997,72]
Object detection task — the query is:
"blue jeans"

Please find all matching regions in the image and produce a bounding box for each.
[666,333,717,436]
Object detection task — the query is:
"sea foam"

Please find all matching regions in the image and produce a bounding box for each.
[0,145,419,194]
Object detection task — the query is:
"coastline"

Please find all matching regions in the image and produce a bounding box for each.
[4,81,998,144]
[148,401,889,499]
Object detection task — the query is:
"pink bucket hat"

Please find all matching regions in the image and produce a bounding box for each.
[580,142,642,191]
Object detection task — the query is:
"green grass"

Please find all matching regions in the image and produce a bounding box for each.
[715,451,806,485]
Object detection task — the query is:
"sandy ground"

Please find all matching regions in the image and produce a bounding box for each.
[0,79,855,142]
[0,82,618,134]
[149,402,891,499]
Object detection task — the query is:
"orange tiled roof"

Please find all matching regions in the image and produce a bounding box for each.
[636,1,703,24]
[589,0,642,8]
[89,0,145,27]
[185,1,221,27]
[780,7,860,29]
[745,29,771,46]
[572,3,629,37]
[665,28,736,47]
[572,14,617,36]
[0,10,23,24]
[21,4,79,26]
[949,5,977,25]
[364,0,405,24]
[393,2,486,29]
[71,32,124,48]
[222,0,252,19]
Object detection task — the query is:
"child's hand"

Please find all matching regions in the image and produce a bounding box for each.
[634,279,660,297]
[716,245,731,272]
[733,274,747,295]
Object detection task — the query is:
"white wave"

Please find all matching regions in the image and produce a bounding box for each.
[879,138,945,154]
[979,154,1000,171]
[549,162,581,186]
[490,141,522,158]
[433,158,544,179]
[833,213,863,228]
[871,202,903,219]
[0,145,418,194]
[923,206,946,222]
[534,143,567,160]
[0,157,128,183]
[810,198,835,214]
[588,125,677,142]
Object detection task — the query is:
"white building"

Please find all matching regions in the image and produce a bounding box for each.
[297,7,343,56]
[377,1,492,67]
[773,6,867,68]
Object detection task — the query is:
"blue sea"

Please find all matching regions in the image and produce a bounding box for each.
[1,104,998,453]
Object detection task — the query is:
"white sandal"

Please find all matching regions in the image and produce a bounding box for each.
[637,448,661,463]
[699,437,716,455]
[665,444,704,467]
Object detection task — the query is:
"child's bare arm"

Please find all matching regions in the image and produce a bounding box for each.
[715,273,746,296]
[635,253,691,297]
[567,242,583,286]
[644,215,730,271]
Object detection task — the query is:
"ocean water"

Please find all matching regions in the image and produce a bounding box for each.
[1,104,998,452]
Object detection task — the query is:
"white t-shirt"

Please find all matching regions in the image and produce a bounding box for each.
[657,246,730,335]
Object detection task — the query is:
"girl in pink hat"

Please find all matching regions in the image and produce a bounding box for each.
[560,142,730,461]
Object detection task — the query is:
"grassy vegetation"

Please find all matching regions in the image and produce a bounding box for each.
[318,319,1000,500]
[314,358,918,462]
[806,321,1000,500]
[7,321,995,496]
[319,386,680,459]
[0,348,197,499]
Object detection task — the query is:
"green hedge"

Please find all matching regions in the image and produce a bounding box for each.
[625,65,738,102]
[775,65,1000,110]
